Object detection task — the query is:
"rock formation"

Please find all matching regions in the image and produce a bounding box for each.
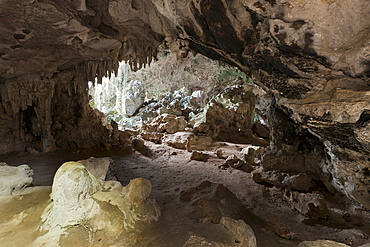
[0,163,33,197]
[39,161,160,246]
[0,0,369,210]
[191,85,257,143]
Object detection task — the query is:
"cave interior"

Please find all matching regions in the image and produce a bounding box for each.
[0,0,370,246]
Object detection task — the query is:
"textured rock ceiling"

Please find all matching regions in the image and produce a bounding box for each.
[1,0,370,209]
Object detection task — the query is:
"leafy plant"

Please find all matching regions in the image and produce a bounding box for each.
[216,69,246,84]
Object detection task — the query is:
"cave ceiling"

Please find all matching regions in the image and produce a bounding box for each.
[1,0,370,209]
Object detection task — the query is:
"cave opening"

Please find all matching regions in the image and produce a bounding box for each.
[21,103,42,143]
[0,0,370,246]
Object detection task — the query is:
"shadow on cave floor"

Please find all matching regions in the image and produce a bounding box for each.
[0,141,369,246]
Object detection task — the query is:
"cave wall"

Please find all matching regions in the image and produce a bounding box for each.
[151,0,370,209]
[0,69,121,154]
[0,0,370,208]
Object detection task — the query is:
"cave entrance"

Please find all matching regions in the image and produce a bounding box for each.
[88,48,270,148]
[21,103,42,143]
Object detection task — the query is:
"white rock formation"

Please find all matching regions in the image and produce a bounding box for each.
[0,163,33,197]
[39,161,160,245]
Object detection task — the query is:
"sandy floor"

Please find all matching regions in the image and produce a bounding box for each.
[1,140,370,246]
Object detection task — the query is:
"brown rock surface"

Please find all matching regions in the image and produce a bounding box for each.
[0,0,369,210]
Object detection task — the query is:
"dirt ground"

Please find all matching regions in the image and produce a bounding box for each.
[1,140,370,246]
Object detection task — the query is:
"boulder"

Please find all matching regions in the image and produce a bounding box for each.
[182,235,217,247]
[239,164,254,173]
[163,132,195,150]
[225,154,239,165]
[216,149,224,159]
[140,131,164,144]
[252,122,270,139]
[158,115,187,134]
[179,181,246,224]
[220,217,257,247]
[298,240,350,247]
[230,160,245,169]
[182,218,257,247]
[189,135,212,151]
[163,132,213,151]
[41,162,102,229]
[241,147,257,165]
[0,163,33,197]
[143,114,188,134]
[190,151,209,162]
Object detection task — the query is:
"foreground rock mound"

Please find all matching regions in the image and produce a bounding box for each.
[39,161,160,246]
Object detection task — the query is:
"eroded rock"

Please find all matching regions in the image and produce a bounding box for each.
[143,114,188,134]
[298,240,350,247]
[179,181,246,224]
[192,86,256,143]
[251,170,313,192]
[0,163,33,197]
[190,151,209,162]
[220,217,257,247]
[284,190,329,220]
[40,161,160,244]
[162,132,213,151]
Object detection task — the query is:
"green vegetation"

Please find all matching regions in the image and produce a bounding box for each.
[216,68,247,84]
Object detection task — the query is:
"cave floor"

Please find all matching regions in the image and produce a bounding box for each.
[1,141,370,246]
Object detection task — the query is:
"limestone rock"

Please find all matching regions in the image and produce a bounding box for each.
[252,123,270,139]
[131,136,146,151]
[123,80,145,116]
[190,151,209,162]
[192,86,255,143]
[163,132,212,151]
[143,114,188,134]
[190,135,213,151]
[0,0,369,211]
[251,169,264,184]
[0,163,33,197]
[179,181,246,224]
[284,190,329,220]
[225,155,239,165]
[141,131,164,144]
[41,162,102,229]
[93,178,160,230]
[241,147,257,166]
[298,240,350,247]
[163,132,195,150]
[230,160,245,169]
[220,217,257,247]
[139,87,204,124]
[41,161,160,240]
[216,149,224,159]
[239,164,254,173]
[78,156,118,181]
[251,170,313,192]
[182,235,219,247]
